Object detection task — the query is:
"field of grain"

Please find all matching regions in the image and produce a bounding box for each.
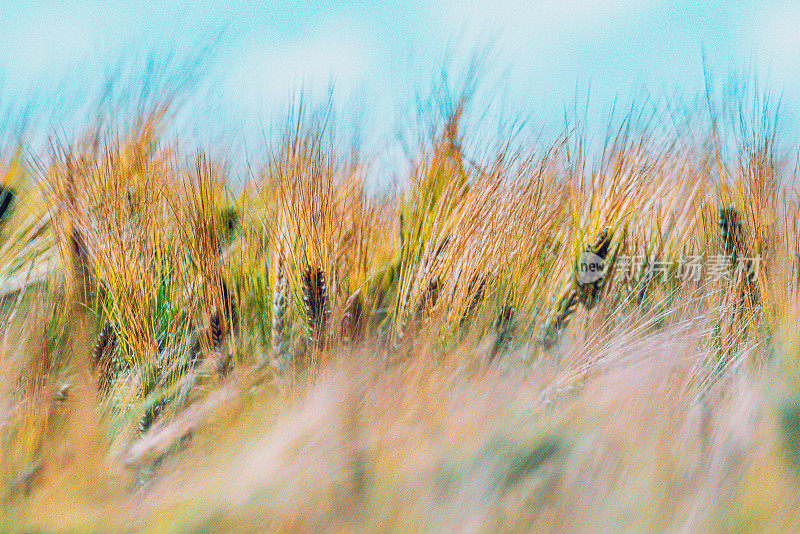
[1,77,800,533]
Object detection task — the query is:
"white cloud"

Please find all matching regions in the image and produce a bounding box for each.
[0,6,97,81]
[752,3,800,89]
[442,0,643,45]
[226,28,372,108]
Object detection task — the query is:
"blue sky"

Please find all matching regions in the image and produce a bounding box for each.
[0,0,798,167]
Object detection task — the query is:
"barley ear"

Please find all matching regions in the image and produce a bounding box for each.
[272,264,287,357]
[209,307,223,351]
[576,228,613,310]
[460,276,487,329]
[538,285,579,350]
[302,265,328,349]
[69,226,94,304]
[341,289,365,345]
[0,185,15,228]
[490,303,516,361]
[413,278,440,330]
[718,205,741,260]
[91,322,117,394]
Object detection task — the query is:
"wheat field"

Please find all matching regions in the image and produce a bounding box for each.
[1,75,800,533]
